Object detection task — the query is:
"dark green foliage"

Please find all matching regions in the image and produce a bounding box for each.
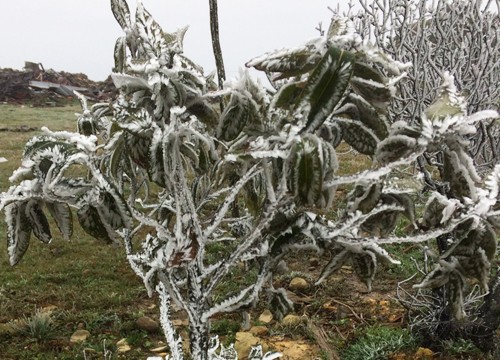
[217,92,253,141]
[25,200,51,244]
[297,46,355,134]
[77,205,113,244]
[288,137,324,206]
[6,201,32,266]
[45,201,73,240]
[340,120,379,155]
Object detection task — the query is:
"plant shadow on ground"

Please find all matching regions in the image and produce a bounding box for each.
[0,104,497,359]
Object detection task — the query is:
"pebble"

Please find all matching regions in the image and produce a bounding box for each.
[249,325,268,336]
[70,329,91,343]
[258,310,273,324]
[117,338,132,353]
[136,316,160,333]
[281,314,302,327]
[289,277,309,292]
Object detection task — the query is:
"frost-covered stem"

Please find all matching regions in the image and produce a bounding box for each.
[174,136,206,260]
[202,258,271,322]
[157,283,185,360]
[204,163,262,238]
[189,321,210,360]
[311,212,476,250]
[324,152,423,188]
[205,200,279,296]
[262,159,276,204]
[186,266,210,360]
[209,0,226,92]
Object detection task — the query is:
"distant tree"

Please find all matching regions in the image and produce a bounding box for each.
[0,0,499,358]
[352,0,500,176]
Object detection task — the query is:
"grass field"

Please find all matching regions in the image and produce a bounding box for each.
[0,103,493,359]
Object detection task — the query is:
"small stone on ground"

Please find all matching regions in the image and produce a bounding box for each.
[258,309,273,324]
[282,314,302,327]
[117,338,132,353]
[249,325,268,336]
[136,316,160,333]
[70,329,90,343]
[235,332,265,359]
[289,277,309,292]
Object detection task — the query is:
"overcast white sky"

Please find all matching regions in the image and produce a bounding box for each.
[0,0,353,82]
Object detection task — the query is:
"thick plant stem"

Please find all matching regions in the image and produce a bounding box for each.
[157,283,185,360]
[189,320,210,360]
[187,267,210,359]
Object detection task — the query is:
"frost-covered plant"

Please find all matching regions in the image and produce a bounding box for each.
[394,73,500,350]
[347,0,500,347]
[0,0,499,358]
[350,0,500,173]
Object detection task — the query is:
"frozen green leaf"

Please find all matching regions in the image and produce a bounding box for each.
[273,81,305,109]
[245,175,266,217]
[109,136,125,179]
[383,193,416,227]
[25,200,51,244]
[288,138,323,205]
[186,100,219,129]
[350,76,392,110]
[217,92,251,141]
[266,287,294,321]
[77,115,95,136]
[46,201,73,241]
[298,46,355,133]
[447,273,465,320]
[110,0,131,31]
[352,251,377,291]
[443,150,476,199]
[352,62,386,84]
[163,25,189,52]
[339,119,379,155]
[414,264,451,290]
[376,134,417,164]
[347,93,389,140]
[113,36,127,73]
[457,250,491,290]
[148,132,166,187]
[77,205,113,244]
[245,41,322,77]
[421,193,449,229]
[318,122,343,148]
[316,249,350,285]
[361,208,400,237]
[100,189,132,230]
[478,225,497,261]
[347,183,382,214]
[5,201,32,266]
[125,132,152,169]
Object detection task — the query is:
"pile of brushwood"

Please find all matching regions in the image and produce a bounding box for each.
[0,62,117,105]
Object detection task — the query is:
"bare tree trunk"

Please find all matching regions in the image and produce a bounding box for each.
[209,0,226,92]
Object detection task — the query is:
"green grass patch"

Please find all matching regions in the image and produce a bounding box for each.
[341,325,416,360]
